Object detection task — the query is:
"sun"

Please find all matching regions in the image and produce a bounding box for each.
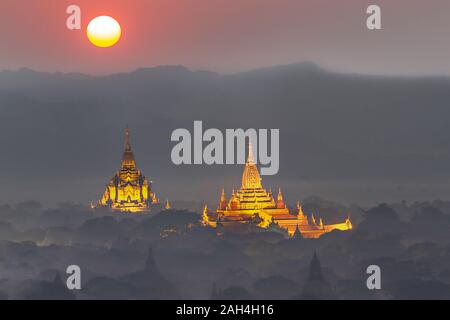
[86,16,121,48]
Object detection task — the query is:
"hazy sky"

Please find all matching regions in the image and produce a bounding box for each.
[1,0,450,75]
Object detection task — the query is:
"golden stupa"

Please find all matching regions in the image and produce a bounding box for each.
[96,127,159,213]
[202,141,353,238]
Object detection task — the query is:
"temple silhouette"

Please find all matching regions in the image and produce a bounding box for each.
[202,141,353,238]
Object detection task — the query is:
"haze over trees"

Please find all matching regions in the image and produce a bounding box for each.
[0,198,449,299]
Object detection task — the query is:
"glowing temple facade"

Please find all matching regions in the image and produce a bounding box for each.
[95,127,160,213]
[202,142,353,238]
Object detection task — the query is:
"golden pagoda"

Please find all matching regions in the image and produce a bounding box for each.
[202,141,353,238]
[96,127,159,213]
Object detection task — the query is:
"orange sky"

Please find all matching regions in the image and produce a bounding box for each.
[1,0,450,75]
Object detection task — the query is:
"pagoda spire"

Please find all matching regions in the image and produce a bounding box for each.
[297,201,309,225]
[297,201,306,218]
[308,251,324,281]
[201,205,210,226]
[124,125,132,152]
[122,126,136,168]
[311,213,317,225]
[247,139,256,164]
[219,189,227,210]
[277,188,285,209]
[241,139,262,189]
[319,218,324,229]
[277,188,283,199]
[345,216,353,229]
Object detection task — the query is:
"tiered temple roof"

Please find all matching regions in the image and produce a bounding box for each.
[96,127,160,213]
[202,141,353,238]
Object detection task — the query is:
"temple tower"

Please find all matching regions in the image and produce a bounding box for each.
[97,127,159,213]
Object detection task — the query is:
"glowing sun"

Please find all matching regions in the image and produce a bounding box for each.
[87,16,121,48]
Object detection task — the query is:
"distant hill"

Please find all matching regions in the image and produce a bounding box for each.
[1,63,450,205]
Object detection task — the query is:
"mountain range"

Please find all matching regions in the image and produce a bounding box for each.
[1,62,450,205]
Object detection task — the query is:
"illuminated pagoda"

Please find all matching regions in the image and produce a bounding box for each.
[96,127,160,213]
[164,199,171,210]
[202,141,353,238]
